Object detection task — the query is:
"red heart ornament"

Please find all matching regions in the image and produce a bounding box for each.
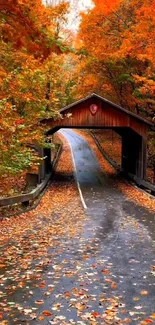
[89,104,98,116]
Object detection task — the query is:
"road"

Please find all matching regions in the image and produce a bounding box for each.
[0,129,155,325]
[60,129,155,321]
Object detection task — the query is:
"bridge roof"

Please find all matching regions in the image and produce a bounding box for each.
[60,93,153,127]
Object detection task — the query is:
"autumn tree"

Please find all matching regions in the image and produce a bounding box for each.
[75,0,155,119]
[70,0,154,181]
[0,0,70,185]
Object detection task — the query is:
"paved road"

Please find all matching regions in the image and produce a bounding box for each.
[1,129,155,325]
[60,129,155,320]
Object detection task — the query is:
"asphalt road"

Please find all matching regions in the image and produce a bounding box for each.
[1,128,155,325]
[60,129,155,321]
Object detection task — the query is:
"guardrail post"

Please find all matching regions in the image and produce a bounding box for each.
[39,148,46,181]
[44,148,52,174]
[22,201,30,207]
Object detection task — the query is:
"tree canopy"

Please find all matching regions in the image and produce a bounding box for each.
[75,0,155,119]
[0,0,154,183]
[0,0,71,175]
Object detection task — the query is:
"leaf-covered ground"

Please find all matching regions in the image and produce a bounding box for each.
[0,137,84,324]
[0,173,27,198]
[92,130,122,167]
[0,131,155,325]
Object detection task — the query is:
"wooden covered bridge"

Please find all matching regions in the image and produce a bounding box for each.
[42,93,153,184]
[1,93,154,209]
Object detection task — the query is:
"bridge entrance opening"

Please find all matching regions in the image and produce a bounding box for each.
[41,93,152,183]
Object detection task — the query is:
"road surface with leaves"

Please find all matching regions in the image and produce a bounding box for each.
[0,129,155,325]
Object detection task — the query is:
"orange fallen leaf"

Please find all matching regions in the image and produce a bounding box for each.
[121,310,127,314]
[151,313,155,320]
[111,282,117,289]
[39,281,46,288]
[49,287,53,292]
[141,290,148,296]
[75,303,85,311]
[133,297,140,301]
[145,319,153,324]
[18,281,25,288]
[102,269,110,274]
[124,318,131,323]
[83,255,89,259]
[92,312,100,318]
[42,310,52,316]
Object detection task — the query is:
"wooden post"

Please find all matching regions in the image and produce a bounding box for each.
[122,136,128,175]
[44,148,52,174]
[38,148,46,182]
[142,138,147,180]
[135,136,148,180]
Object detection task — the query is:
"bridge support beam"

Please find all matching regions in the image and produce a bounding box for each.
[44,148,52,174]
[39,146,52,181]
[122,130,147,180]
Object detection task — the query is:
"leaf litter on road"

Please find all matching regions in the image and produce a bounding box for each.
[0,133,155,325]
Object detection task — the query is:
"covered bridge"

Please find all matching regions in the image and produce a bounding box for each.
[42,93,153,182]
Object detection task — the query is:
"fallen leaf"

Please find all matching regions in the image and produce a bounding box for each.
[141,291,148,296]
[35,300,44,305]
[111,282,117,289]
[101,269,110,275]
[75,303,85,311]
[124,318,131,323]
[145,319,153,324]
[133,297,140,301]
[42,310,52,316]
[92,312,100,318]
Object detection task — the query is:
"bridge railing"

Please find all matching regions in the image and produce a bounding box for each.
[0,144,62,210]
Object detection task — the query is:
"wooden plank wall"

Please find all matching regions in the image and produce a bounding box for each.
[46,98,148,138]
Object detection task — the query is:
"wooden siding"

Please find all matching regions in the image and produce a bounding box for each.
[44,97,149,138]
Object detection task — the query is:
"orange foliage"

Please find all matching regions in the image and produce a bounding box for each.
[0,0,71,186]
[75,0,155,119]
